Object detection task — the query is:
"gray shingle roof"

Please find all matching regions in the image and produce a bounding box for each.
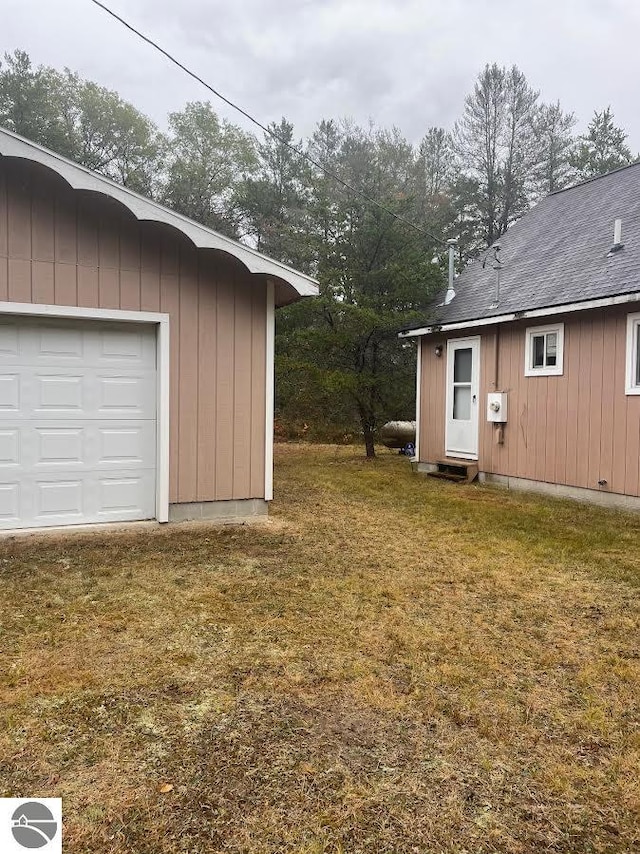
[425,163,640,327]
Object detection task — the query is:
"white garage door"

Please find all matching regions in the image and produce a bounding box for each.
[0,316,157,530]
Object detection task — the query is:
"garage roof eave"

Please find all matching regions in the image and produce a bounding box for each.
[0,127,319,303]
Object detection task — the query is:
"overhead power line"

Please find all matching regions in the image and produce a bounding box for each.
[88,0,447,247]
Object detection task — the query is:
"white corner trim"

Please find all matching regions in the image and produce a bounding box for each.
[0,301,170,523]
[265,281,275,501]
[626,311,640,395]
[399,290,640,338]
[414,338,422,461]
[156,316,170,522]
[524,322,564,377]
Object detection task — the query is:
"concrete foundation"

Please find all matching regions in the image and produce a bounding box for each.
[168,498,269,523]
[413,460,640,511]
[478,472,640,512]
[0,500,269,538]
[412,461,438,474]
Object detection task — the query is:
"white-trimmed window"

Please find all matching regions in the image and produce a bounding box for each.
[626,312,640,395]
[524,323,564,376]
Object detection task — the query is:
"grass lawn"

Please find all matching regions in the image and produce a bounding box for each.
[1,444,639,853]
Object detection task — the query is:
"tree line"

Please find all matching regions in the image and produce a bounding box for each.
[1,50,635,454]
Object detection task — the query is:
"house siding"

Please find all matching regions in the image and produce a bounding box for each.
[0,159,267,505]
[418,304,640,497]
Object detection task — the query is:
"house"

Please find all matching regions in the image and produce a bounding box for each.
[401,164,640,510]
[0,128,318,531]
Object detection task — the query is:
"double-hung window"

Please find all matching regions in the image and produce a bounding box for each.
[626,312,640,394]
[524,323,564,376]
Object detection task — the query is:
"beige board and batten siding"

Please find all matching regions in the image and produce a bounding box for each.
[0,159,267,505]
[419,304,640,497]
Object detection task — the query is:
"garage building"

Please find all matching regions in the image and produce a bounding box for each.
[0,128,318,531]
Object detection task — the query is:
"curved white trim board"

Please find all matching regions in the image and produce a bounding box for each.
[0,128,318,301]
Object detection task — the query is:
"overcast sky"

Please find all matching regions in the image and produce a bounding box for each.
[2,0,639,150]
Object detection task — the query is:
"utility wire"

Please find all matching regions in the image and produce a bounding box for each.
[88,0,448,247]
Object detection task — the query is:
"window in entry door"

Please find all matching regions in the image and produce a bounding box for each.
[453,347,472,420]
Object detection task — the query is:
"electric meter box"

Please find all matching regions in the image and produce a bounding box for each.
[487,392,507,423]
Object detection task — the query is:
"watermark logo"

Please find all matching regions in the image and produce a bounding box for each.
[12,802,57,849]
[0,800,61,853]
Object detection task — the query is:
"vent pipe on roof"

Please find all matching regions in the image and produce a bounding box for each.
[487,243,502,308]
[614,218,622,245]
[443,238,457,305]
[608,218,624,256]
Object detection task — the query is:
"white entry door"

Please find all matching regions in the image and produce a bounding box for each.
[0,317,157,530]
[445,336,480,460]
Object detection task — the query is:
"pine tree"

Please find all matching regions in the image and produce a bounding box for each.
[239,118,313,270]
[532,101,577,194]
[275,121,446,456]
[454,64,540,246]
[571,107,634,179]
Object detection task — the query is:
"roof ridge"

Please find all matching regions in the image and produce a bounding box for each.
[549,160,640,196]
[421,157,640,327]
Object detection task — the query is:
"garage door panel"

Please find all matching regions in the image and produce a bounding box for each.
[0,320,156,369]
[36,426,84,465]
[2,421,155,472]
[97,374,155,416]
[0,368,156,420]
[0,317,157,530]
[0,429,19,465]
[1,466,156,530]
[36,374,84,412]
[94,421,155,468]
[98,471,155,518]
[0,323,19,357]
[98,327,155,363]
[0,369,87,419]
[37,326,85,360]
[0,374,20,411]
[89,324,156,368]
[37,479,84,519]
[99,423,155,467]
[0,482,20,521]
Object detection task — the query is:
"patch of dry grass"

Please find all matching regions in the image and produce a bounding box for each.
[0,443,639,853]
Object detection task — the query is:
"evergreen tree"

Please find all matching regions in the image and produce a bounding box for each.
[239,118,313,270]
[417,127,454,198]
[454,63,540,245]
[532,101,577,194]
[571,107,634,179]
[275,121,446,456]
